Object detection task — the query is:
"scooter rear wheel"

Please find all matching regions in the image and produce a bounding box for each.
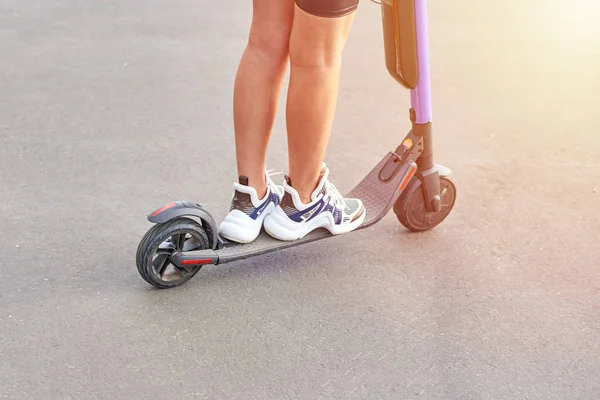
[393,175,456,232]
[136,218,210,289]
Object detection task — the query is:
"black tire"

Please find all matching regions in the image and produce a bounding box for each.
[136,218,210,289]
[393,175,457,232]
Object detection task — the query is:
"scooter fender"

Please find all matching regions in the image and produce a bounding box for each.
[147,201,219,249]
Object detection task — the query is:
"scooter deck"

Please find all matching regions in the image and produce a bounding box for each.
[208,152,411,264]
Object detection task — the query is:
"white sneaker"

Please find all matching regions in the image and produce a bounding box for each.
[218,170,284,244]
[264,164,366,241]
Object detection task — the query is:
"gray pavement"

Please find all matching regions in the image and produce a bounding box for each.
[1,1,600,399]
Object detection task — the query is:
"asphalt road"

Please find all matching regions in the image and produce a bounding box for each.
[1,1,599,399]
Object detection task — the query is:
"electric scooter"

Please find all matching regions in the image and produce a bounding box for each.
[136,0,457,289]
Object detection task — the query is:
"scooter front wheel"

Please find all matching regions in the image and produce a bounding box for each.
[136,218,210,289]
[393,175,457,232]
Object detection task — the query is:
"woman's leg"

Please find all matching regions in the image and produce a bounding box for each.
[263,4,365,242]
[286,5,356,203]
[233,0,295,198]
[219,0,294,244]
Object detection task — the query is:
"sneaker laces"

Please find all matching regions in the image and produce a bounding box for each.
[266,169,283,178]
[266,169,284,197]
[326,181,348,210]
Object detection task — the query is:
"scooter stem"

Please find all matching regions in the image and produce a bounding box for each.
[410,0,432,124]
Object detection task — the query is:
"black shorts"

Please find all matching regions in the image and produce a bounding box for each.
[295,0,359,18]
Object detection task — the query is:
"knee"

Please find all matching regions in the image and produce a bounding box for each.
[289,7,354,69]
[247,26,290,65]
[289,33,344,70]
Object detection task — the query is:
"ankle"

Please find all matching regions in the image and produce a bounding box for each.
[238,174,267,200]
[287,177,319,205]
[288,166,326,205]
[250,178,267,199]
[297,192,312,205]
[256,185,267,200]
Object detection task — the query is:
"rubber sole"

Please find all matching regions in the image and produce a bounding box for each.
[263,206,367,241]
[218,204,275,244]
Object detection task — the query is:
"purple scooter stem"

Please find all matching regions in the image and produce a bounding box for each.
[410,0,432,124]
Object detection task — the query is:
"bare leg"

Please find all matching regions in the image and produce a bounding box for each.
[233,0,295,198]
[286,6,355,203]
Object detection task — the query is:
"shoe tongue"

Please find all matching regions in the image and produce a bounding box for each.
[311,167,329,202]
[238,176,249,186]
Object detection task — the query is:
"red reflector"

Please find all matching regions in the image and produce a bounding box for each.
[399,165,417,192]
[152,202,177,216]
[181,259,213,265]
